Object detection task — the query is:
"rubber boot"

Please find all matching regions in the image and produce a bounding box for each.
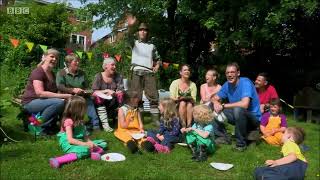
[141,141,155,152]
[196,145,208,162]
[154,144,170,153]
[96,106,113,132]
[90,146,104,160]
[188,142,199,160]
[146,137,157,145]
[49,153,78,168]
[127,140,138,154]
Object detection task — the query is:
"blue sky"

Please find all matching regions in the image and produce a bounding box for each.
[44,0,111,43]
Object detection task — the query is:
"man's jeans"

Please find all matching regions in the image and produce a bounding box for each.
[217,107,259,147]
[23,98,65,128]
[86,97,100,128]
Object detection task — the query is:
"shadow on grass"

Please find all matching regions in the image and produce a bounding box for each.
[0,146,32,161]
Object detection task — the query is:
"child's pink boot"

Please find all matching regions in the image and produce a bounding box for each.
[146,137,157,145]
[49,153,78,168]
[154,144,170,153]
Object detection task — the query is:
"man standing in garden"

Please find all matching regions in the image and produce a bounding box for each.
[212,62,261,151]
[127,15,162,122]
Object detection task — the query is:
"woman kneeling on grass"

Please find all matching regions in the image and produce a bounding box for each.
[181,105,215,162]
[49,96,107,168]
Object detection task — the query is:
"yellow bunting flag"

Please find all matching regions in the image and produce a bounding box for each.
[39,45,47,52]
[87,52,93,60]
[76,51,83,59]
[115,54,121,62]
[10,38,20,48]
[25,42,34,52]
[173,63,179,69]
[162,62,170,69]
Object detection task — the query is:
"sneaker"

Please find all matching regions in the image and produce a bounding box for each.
[102,124,113,132]
[233,145,247,152]
[247,130,261,141]
[127,140,138,154]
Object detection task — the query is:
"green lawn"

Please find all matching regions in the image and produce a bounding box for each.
[1,104,319,180]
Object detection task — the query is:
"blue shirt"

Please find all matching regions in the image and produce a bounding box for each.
[217,77,261,120]
[192,122,214,136]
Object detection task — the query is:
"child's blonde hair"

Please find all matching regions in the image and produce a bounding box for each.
[61,96,87,126]
[160,98,177,121]
[193,105,214,124]
[287,126,305,145]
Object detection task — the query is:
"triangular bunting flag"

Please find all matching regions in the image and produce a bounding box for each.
[87,52,93,60]
[10,38,20,48]
[25,42,34,52]
[39,45,47,52]
[76,51,83,59]
[162,62,170,69]
[173,63,179,69]
[102,53,109,59]
[65,48,73,55]
[115,54,121,62]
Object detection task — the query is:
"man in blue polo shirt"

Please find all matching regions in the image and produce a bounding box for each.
[213,62,261,151]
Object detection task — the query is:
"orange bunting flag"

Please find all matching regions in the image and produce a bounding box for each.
[10,38,20,48]
[103,53,109,59]
[115,54,121,62]
[162,62,170,69]
[87,52,93,60]
[25,42,34,52]
[173,63,179,69]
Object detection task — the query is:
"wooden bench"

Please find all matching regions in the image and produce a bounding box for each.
[293,87,320,123]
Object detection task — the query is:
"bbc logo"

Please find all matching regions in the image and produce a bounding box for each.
[7,7,29,14]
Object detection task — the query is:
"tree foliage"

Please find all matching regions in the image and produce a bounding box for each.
[0,2,72,48]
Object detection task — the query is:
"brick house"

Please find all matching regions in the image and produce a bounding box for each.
[35,0,92,51]
[91,20,128,47]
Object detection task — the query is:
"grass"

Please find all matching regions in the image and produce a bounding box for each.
[1,100,319,180]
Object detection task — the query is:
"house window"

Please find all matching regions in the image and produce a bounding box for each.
[110,33,116,43]
[71,35,78,44]
[79,36,85,45]
[70,34,86,45]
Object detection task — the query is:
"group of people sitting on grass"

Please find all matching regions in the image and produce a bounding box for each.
[21,16,307,179]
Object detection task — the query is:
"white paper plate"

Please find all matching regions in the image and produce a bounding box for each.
[177,143,188,147]
[210,162,234,171]
[95,91,112,100]
[101,153,126,162]
[131,133,145,140]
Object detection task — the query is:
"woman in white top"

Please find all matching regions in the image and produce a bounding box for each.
[200,69,221,105]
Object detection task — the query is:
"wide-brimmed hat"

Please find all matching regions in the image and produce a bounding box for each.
[138,23,149,31]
